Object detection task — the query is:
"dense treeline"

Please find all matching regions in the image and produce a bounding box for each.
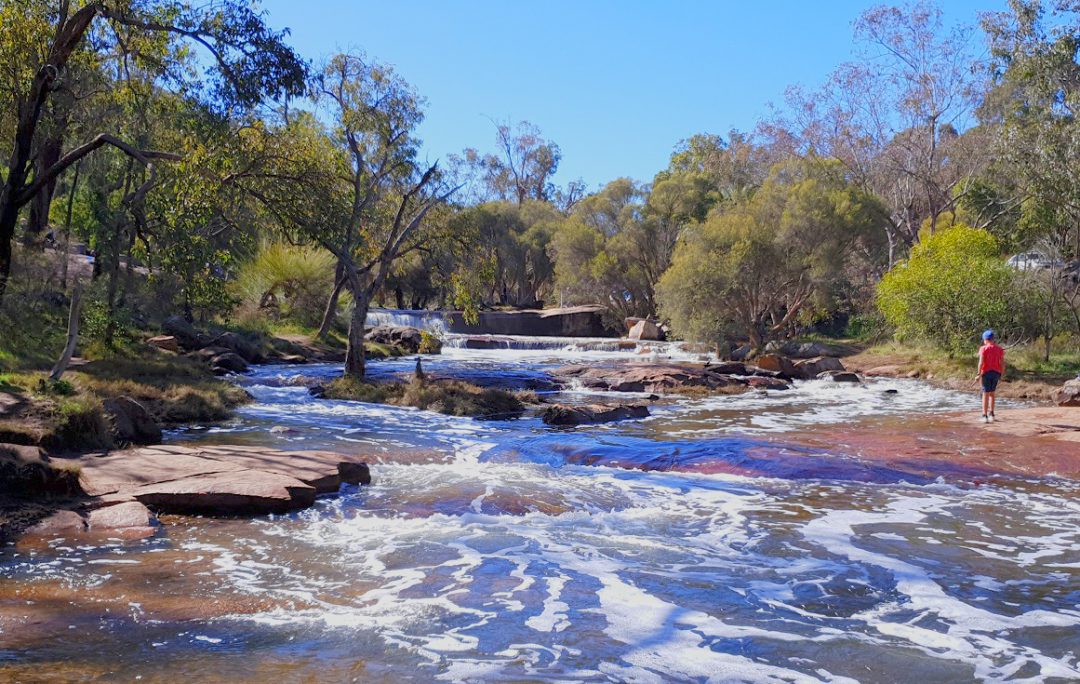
[4,1,1080,379]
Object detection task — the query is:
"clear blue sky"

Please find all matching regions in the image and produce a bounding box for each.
[259,0,1004,191]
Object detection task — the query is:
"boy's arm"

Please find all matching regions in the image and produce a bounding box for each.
[976,348,985,376]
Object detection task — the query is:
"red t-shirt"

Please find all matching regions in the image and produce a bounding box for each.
[978,343,1005,375]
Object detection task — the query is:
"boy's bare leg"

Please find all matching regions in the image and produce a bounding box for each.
[989,392,996,417]
[981,390,989,417]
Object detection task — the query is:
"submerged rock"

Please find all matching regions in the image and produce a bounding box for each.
[542,403,650,426]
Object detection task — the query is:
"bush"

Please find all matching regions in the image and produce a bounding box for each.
[418,330,443,354]
[233,242,336,327]
[877,225,1018,354]
[321,377,524,419]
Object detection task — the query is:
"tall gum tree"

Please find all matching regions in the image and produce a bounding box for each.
[0,0,306,299]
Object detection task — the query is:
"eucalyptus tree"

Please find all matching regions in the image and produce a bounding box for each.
[0,0,306,300]
[452,121,562,205]
[767,1,988,263]
[657,159,889,349]
[286,53,456,378]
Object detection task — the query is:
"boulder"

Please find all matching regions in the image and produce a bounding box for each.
[26,510,86,536]
[210,331,264,364]
[162,315,204,349]
[278,354,308,364]
[793,356,845,380]
[87,501,157,533]
[1054,379,1080,407]
[730,345,753,362]
[147,335,179,353]
[542,403,650,426]
[624,317,645,334]
[707,361,749,376]
[210,352,249,375]
[778,341,847,359]
[188,345,231,363]
[103,397,162,445]
[365,325,424,354]
[753,354,801,379]
[819,370,862,383]
[627,319,664,341]
[744,375,792,390]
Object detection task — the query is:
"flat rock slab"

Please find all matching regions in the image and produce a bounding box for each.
[976,407,1080,444]
[131,471,316,515]
[75,445,371,516]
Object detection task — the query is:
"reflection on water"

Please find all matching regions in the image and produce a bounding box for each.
[2,344,1078,683]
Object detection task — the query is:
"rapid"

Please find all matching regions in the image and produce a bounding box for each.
[2,338,1078,683]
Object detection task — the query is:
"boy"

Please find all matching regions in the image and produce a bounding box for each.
[976,330,1005,423]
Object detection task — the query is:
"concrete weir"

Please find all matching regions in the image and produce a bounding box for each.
[368,305,615,337]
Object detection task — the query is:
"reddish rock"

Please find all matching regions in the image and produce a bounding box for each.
[26,510,86,536]
[627,319,663,341]
[744,376,792,390]
[87,501,157,531]
[147,335,179,353]
[132,471,316,515]
[542,404,650,426]
[754,354,800,379]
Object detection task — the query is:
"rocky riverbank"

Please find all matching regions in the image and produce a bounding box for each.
[3,444,371,544]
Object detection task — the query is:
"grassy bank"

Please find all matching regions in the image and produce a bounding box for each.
[843,340,1078,401]
[0,353,251,452]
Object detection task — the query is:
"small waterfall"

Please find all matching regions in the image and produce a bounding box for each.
[365,309,448,335]
[443,334,644,352]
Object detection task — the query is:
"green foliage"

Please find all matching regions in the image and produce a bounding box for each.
[234,242,335,326]
[51,395,113,451]
[418,331,443,354]
[877,225,1017,354]
[658,158,888,347]
[35,378,75,397]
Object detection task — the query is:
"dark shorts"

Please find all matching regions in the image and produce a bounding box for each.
[981,370,1001,393]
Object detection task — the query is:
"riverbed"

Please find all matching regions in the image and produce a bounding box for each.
[2,342,1079,682]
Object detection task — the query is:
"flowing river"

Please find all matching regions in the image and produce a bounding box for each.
[2,341,1079,682]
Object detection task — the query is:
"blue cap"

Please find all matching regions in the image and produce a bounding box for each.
[983,330,994,341]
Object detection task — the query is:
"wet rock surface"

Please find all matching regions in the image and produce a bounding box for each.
[542,403,650,426]
[551,362,792,394]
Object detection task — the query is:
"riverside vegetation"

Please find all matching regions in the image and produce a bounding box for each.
[3,3,1080,448]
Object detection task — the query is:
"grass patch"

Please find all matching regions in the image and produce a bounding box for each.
[322,377,525,419]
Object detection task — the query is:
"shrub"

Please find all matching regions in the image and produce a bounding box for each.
[877,225,1018,354]
[418,330,443,354]
[50,396,113,451]
[321,377,524,419]
[233,242,336,327]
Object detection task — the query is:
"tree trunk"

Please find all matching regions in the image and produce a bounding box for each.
[50,284,82,381]
[394,286,405,310]
[25,136,63,245]
[315,258,346,340]
[0,196,20,300]
[343,283,369,379]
